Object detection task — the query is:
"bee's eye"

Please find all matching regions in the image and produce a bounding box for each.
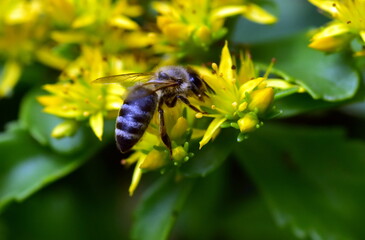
[158,71,170,80]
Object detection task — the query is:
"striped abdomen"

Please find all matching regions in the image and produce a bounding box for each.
[115,86,158,153]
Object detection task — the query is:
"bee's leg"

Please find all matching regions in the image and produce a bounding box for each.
[158,101,173,157]
[177,95,206,113]
[165,96,177,108]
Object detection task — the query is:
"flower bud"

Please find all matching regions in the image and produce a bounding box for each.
[248,87,274,114]
[172,146,188,163]
[51,120,78,138]
[237,112,258,133]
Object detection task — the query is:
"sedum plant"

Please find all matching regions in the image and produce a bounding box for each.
[1,1,365,240]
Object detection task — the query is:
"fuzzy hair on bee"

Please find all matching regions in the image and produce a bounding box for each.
[94,66,214,156]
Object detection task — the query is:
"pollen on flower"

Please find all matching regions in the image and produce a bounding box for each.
[83,111,90,117]
[232,102,238,108]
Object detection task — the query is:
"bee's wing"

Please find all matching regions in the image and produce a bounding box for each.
[93,72,155,86]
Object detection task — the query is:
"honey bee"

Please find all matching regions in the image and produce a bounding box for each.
[94,66,214,155]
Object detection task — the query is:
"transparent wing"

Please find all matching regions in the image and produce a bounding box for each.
[93,72,155,86]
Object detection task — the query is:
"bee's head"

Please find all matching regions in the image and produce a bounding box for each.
[187,68,215,101]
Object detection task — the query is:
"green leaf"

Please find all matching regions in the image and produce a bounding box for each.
[1,150,129,240]
[251,33,359,102]
[274,93,338,118]
[0,122,102,211]
[222,197,297,240]
[131,173,194,240]
[236,123,365,240]
[180,129,236,177]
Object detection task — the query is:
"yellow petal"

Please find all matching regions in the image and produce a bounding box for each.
[51,31,86,43]
[162,23,192,41]
[266,79,299,89]
[36,48,70,70]
[109,16,140,30]
[211,5,246,21]
[311,22,350,40]
[5,1,41,24]
[309,35,350,52]
[157,16,173,29]
[199,117,226,149]
[0,60,22,97]
[122,32,158,48]
[360,31,365,42]
[238,51,256,84]
[308,0,337,14]
[37,95,63,106]
[89,111,104,140]
[72,14,96,28]
[219,41,234,81]
[43,105,82,118]
[129,158,144,196]
[122,151,145,167]
[139,149,169,170]
[170,117,188,140]
[152,2,173,14]
[242,3,277,24]
[238,77,264,100]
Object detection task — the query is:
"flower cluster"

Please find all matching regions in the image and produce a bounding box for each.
[308,0,365,55]
[196,42,303,147]
[152,0,277,56]
[37,46,130,140]
[0,0,47,97]
[1,0,307,194]
[0,0,278,141]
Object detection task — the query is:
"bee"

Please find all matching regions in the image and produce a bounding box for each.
[94,66,214,156]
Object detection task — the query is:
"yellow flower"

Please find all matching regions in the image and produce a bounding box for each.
[308,0,365,54]
[152,0,276,49]
[197,41,295,148]
[43,0,142,29]
[37,46,152,140]
[41,0,155,55]
[0,0,48,97]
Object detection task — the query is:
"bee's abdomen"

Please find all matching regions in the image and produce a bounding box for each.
[115,86,158,153]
